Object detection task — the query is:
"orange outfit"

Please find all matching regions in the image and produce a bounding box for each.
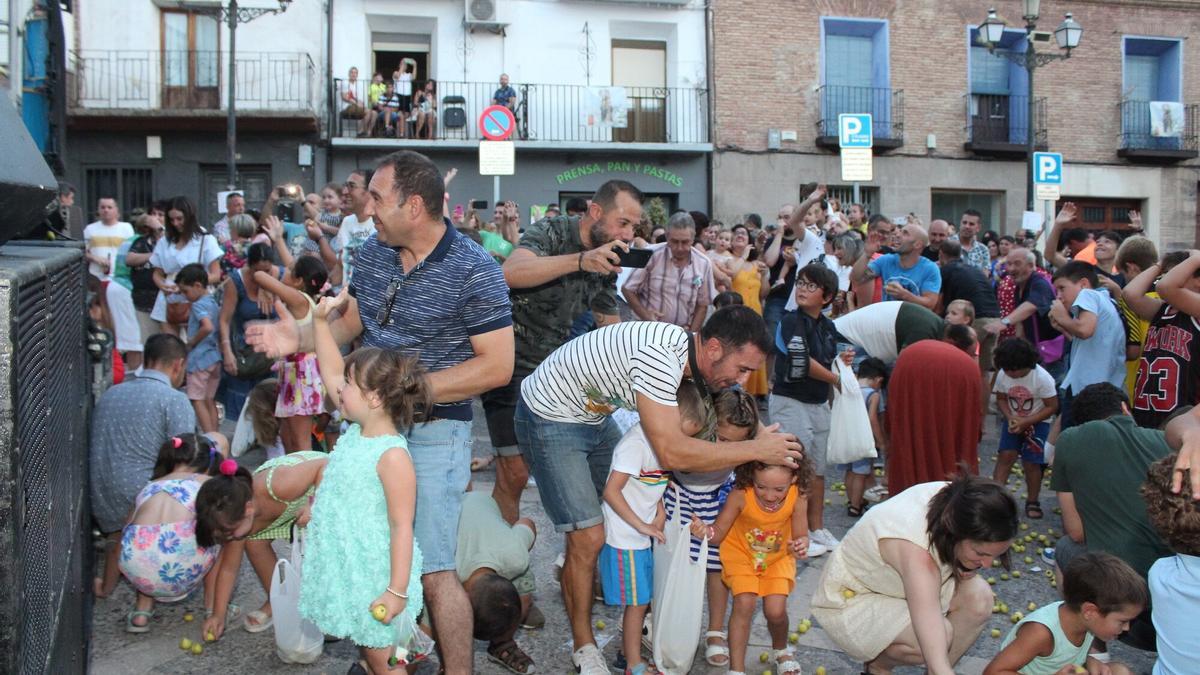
[720,485,799,597]
[731,265,769,396]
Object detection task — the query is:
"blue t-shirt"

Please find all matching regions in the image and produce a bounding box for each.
[186,294,222,372]
[349,225,513,421]
[1063,287,1126,393]
[868,254,941,301]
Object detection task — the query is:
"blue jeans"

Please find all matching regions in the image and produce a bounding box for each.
[406,418,472,573]
[514,397,622,532]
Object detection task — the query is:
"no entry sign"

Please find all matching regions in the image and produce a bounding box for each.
[479,105,516,141]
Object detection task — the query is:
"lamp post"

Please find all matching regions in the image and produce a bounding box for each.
[181,0,293,190]
[980,1,1082,210]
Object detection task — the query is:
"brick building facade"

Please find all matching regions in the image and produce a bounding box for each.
[711,0,1200,249]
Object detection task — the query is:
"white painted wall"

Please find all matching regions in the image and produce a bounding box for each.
[72,0,325,110]
[332,0,707,88]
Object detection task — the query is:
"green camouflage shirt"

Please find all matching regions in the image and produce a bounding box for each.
[512,215,619,373]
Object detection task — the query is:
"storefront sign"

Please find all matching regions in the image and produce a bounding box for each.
[554,161,684,188]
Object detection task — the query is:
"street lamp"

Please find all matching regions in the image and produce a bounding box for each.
[180,0,293,190]
[979,5,1082,211]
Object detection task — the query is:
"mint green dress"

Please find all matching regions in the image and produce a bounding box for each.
[299,424,424,647]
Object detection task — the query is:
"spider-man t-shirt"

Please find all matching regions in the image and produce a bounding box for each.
[993,364,1057,419]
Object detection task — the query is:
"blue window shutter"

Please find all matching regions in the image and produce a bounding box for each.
[1126,54,1159,101]
[971,46,1010,95]
[1159,42,1181,101]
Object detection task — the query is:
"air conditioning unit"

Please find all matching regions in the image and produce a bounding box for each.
[464,0,506,30]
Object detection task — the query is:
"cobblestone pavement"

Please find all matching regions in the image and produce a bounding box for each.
[89,407,1157,674]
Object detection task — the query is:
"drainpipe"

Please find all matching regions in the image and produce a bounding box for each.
[324,0,335,182]
[704,0,715,216]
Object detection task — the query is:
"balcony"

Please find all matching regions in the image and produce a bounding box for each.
[964,94,1047,158]
[68,50,318,132]
[332,79,709,151]
[1118,100,1198,163]
[814,85,904,151]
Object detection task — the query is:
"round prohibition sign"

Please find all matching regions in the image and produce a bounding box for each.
[479,105,517,141]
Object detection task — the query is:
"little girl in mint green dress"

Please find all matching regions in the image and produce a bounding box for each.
[299,292,432,670]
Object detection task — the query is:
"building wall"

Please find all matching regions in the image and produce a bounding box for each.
[331,0,706,88]
[711,0,1200,245]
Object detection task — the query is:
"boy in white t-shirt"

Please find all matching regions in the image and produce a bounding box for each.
[600,381,706,675]
[992,337,1059,519]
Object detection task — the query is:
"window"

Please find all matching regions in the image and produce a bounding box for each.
[1057,197,1141,232]
[826,185,880,221]
[612,40,667,143]
[820,18,892,136]
[967,28,1032,144]
[1122,37,1183,149]
[931,190,1002,233]
[84,168,154,218]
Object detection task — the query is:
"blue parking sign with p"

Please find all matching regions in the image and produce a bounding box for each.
[838,114,873,148]
[1033,152,1063,185]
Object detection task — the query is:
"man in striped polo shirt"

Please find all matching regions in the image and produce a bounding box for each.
[248,150,513,673]
[514,306,804,674]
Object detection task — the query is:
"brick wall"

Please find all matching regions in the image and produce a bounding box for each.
[712,0,1200,166]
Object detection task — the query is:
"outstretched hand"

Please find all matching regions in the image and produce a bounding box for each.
[1054,202,1078,228]
[315,287,350,321]
[245,299,299,359]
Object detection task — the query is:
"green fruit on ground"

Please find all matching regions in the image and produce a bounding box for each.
[987,577,996,585]
[1028,602,1037,611]
[190,643,202,655]
[990,629,1002,638]
[788,633,799,643]
[1011,612,1024,623]
[183,613,194,622]
[1025,556,1034,564]
[1000,573,1009,580]
[1012,571,1022,578]
[180,638,192,650]
[204,632,215,642]
[797,624,810,634]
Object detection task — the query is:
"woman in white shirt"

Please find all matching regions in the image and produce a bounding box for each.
[150,196,222,335]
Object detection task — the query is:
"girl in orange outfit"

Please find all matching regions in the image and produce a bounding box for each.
[690,459,814,675]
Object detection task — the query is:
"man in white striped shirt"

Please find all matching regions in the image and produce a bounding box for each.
[514,306,804,674]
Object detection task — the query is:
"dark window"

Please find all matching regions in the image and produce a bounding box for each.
[84,167,154,219]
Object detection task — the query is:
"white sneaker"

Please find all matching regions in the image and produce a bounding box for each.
[863,485,889,503]
[806,540,829,558]
[572,643,608,675]
[811,528,840,549]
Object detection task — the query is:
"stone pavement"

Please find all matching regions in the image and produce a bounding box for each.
[89,408,1158,674]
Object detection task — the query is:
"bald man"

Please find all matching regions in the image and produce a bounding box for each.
[851,221,941,310]
[923,219,950,261]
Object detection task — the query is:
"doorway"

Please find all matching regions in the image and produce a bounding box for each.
[1055,197,1142,232]
[612,40,667,143]
[161,10,219,109]
[200,165,272,229]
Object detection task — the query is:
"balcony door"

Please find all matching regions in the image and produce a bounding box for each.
[162,11,219,109]
[612,40,666,143]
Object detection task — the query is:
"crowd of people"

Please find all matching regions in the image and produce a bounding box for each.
[83,149,1200,675]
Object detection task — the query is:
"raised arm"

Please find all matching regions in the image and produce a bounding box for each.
[1043,202,1075,269]
[784,184,827,247]
[311,292,349,410]
[1157,250,1200,319]
[502,240,627,288]
[1122,262,1165,321]
[253,269,310,320]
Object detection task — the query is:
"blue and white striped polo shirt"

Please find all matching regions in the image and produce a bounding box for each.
[349,224,512,421]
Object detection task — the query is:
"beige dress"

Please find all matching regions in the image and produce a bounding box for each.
[810,481,958,662]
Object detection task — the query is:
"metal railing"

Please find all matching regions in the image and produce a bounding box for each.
[333,79,709,144]
[69,49,317,112]
[815,85,904,142]
[965,93,1046,146]
[1119,100,1198,152]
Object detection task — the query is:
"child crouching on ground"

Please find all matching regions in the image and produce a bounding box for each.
[663,388,760,667]
[600,381,707,675]
[984,552,1144,675]
[1140,454,1200,673]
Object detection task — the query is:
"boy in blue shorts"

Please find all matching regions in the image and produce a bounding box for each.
[600,381,706,675]
[992,337,1059,519]
[839,357,888,517]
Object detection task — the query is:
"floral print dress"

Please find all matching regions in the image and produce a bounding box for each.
[118,476,219,599]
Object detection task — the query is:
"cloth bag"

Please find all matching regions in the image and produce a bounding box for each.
[650,516,709,674]
[826,359,877,465]
[270,527,324,664]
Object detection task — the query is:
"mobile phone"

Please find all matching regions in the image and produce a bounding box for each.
[470,199,488,210]
[274,200,301,223]
[616,247,654,268]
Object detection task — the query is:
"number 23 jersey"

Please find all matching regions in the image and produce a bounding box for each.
[1133,303,1200,429]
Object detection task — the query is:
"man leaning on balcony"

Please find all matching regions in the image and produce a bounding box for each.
[492,73,518,110]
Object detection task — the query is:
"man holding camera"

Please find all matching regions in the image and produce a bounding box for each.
[482,180,643,524]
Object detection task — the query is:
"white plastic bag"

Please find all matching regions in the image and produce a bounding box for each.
[650,516,709,674]
[385,611,436,669]
[270,528,324,664]
[826,359,877,465]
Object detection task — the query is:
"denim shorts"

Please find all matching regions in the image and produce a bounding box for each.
[407,418,472,573]
[836,458,874,475]
[515,397,622,532]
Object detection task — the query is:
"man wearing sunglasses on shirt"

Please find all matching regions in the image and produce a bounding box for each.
[247,150,513,674]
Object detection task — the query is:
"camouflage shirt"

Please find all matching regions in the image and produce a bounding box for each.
[512,215,619,374]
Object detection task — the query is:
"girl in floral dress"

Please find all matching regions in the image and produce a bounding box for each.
[253,255,329,453]
[298,290,429,673]
[119,433,226,633]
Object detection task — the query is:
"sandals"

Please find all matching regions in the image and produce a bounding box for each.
[847,504,868,518]
[774,648,802,675]
[1025,500,1044,520]
[703,630,729,666]
[487,639,535,674]
[125,610,154,633]
[244,609,274,633]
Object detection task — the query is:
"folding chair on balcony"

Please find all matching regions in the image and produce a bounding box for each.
[442,95,468,139]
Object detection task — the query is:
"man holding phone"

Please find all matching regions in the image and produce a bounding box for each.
[483,179,644,523]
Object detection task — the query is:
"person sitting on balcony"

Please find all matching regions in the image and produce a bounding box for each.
[414,79,437,139]
[338,67,369,136]
[367,72,386,109]
[375,81,405,138]
[492,73,518,110]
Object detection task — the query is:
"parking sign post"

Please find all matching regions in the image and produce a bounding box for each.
[839,114,874,184]
[1032,151,1063,202]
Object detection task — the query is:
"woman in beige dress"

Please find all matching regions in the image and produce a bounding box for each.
[811,475,1018,675]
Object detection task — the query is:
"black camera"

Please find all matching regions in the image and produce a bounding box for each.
[274,200,302,223]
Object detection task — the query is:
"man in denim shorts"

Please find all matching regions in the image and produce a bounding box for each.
[248,150,513,673]
[515,306,804,674]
